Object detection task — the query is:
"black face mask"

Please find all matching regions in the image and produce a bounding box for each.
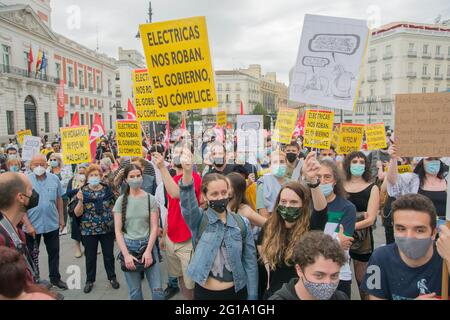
[213,157,225,167]
[286,153,297,163]
[173,156,182,169]
[23,189,40,211]
[209,198,229,213]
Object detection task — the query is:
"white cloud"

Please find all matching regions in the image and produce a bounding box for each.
[50,0,450,83]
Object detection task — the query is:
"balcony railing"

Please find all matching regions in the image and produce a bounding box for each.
[381,96,392,102]
[382,72,392,80]
[115,90,122,98]
[447,75,450,81]
[368,55,377,63]
[435,53,444,60]
[89,86,93,92]
[0,64,59,84]
[97,88,102,94]
[367,96,377,102]
[68,81,74,88]
[407,72,417,78]
[407,50,417,58]
[383,52,393,60]
[434,74,443,80]
[79,85,84,91]
[422,52,431,59]
[421,73,431,80]
[367,75,377,82]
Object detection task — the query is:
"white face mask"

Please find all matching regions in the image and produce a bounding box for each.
[33,166,46,176]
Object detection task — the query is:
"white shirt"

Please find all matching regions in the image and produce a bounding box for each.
[155,183,168,228]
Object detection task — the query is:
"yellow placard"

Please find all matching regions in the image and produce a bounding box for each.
[272,108,299,144]
[385,165,413,174]
[116,121,142,157]
[60,126,91,165]
[132,69,168,121]
[365,123,387,151]
[17,129,32,145]
[336,124,365,154]
[331,125,340,148]
[303,110,334,149]
[217,111,227,127]
[139,16,217,113]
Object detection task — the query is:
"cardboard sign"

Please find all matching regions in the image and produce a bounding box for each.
[60,126,91,164]
[384,165,413,174]
[216,111,227,127]
[365,123,387,151]
[303,109,334,149]
[139,16,217,113]
[21,136,41,161]
[17,129,32,145]
[289,14,369,110]
[395,92,450,157]
[272,108,299,144]
[236,115,264,153]
[336,123,364,154]
[116,121,142,157]
[132,69,167,121]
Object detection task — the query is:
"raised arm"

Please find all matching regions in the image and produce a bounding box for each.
[153,153,180,199]
[387,144,399,186]
[302,152,327,211]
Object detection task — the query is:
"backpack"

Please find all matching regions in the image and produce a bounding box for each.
[193,212,247,249]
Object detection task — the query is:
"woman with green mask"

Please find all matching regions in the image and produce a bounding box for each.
[342,151,379,300]
[257,152,329,299]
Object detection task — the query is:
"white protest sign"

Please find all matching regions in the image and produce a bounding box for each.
[22,136,41,161]
[290,14,369,110]
[236,115,264,154]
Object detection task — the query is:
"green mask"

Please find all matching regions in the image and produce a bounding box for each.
[277,205,302,223]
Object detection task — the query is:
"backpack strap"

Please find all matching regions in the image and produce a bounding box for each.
[193,213,209,249]
[230,212,247,241]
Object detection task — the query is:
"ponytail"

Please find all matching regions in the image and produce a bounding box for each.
[121,184,130,233]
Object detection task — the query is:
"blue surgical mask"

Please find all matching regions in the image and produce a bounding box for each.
[319,183,334,197]
[50,160,59,168]
[272,164,287,178]
[127,177,143,190]
[424,160,440,175]
[88,177,101,186]
[10,165,19,172]
[321,156,334,162]
[350,164,365,177]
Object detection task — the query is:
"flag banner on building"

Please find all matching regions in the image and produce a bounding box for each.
[132,68,167,121]
[336,123,365,154]
[35,49,42,71]
[28,46,33,74]
[60,126,91,165]
[289,14,369,111]
[21,135,41,161]
[303,109,334,149]
[89,113,106,162]
[139,16,217,113]
[272,107,299,144]
[365,123,387,151]
[395,92,450,157]
[58,80,65,119]
[17,129,32,145]
[236,115,264,154]
[216,111,227,127]
[116,120,142,157]
[127,99,137,120]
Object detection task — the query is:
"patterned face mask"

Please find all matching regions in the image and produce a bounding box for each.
[301,272,339,300]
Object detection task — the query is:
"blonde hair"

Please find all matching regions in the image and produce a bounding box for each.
[49,153,63,167]
[6,158,21,168]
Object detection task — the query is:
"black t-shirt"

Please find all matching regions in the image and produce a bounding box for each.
[361,243,449,300]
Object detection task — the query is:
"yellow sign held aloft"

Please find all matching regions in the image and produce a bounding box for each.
[365,123,387,151]
[17,129,32,145]
[336,124,365,154]
[303,110,334,149]
[60,126,91,164]
[139,16,217,113]
[216,111,227,127]
[116,121,142,157]
[132,69,167,121]
[272,108,299,144]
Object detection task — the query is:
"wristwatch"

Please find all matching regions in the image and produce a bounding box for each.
[305,178,321,189]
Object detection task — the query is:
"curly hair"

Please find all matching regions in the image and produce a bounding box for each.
[293,231,347,269]
[260,181,312,270]
[343,151,371,182]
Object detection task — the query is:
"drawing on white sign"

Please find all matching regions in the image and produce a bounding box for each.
[290,15,369,111]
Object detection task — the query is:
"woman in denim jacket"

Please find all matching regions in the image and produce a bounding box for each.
[177,147,258,300]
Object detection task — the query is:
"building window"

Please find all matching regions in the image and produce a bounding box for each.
[55,63,61,80]
[6,111,14,135]
[409,43,414,51]
[370,85,375,97]
[435,87,439,93]
[423,44,428,54]
[107,79,111,92]
[88,74,93,88]
[81,114,85,125]
[2,45,10,69]
[44,112,50,132]
[435,65,441,76]
[110,115,113,130]
[422,87,427,93]
[78,70,83,88]
[370,66,376,76]
[89,114,93,126]
[436,45,441,55]
[226,83,230,91]
[218,83,222,91]
[58,118,63,128]
[385,64,391,73]
[236,83,241,91]
[408,82,413,93]
[236,94,241,102]
[385,45,392,54]
[96,76,101,90]
[422,64,428,75]
[447,65,450,76]
[225,94,230,103]
[408,62,414,72]
[385,84,391,96]
[218,94,222,103]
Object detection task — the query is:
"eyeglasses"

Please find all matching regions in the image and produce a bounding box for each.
[317,174,334,182]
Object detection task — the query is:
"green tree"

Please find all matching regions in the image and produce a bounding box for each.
[251,103,271,130]
[169,112,181,129]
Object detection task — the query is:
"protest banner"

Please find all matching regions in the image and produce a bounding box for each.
[365,123,387,151]
[21,136,41,161]
[116,120,142,157]
[216,111,227,127]
[236,115,264,154]
[132,69,167,121]
[384,165,413,174]
[60,126,91,164]
[303,109,334,149]
[395,92,450,157]
[289,14,369,110]
[272,108,299,144]
[336,123,364,154]
[17,129,32,145]
[139,16,217,113]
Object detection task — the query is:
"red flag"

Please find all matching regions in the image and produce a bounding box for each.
[165,120,170,149]
[181,113,186,130]
[71,112,80,127]
[127,99,136,120]
[28,46,34,73]
[89,113,106,162]
[57,80,65,119]
[240,101,244,115]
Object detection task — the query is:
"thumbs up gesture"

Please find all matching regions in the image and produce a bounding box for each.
[337,225,354,251]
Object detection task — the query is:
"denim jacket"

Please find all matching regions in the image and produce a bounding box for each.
[179,179,259,300]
